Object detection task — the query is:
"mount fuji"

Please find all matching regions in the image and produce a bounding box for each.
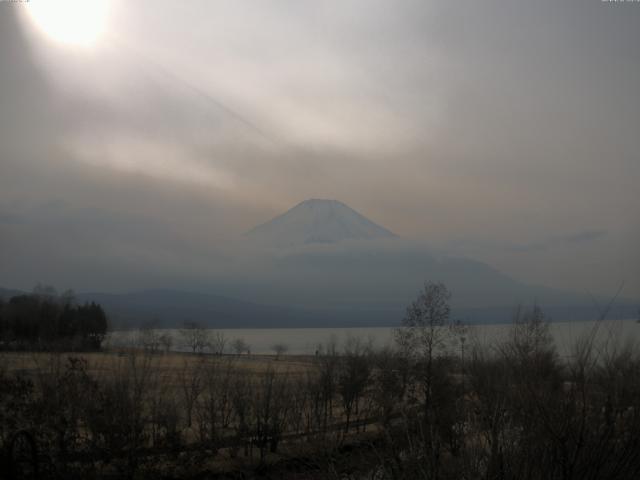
[245,199,396,248]
[46,199,635,328]
[225,199,633,324]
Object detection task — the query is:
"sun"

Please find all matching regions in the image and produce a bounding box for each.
[26,0,110,48]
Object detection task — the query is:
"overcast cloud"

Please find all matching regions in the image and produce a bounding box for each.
[0,0,638,299]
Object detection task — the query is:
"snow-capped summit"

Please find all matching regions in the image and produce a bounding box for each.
[245,199,396,248]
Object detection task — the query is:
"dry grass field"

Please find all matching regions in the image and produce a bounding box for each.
[0,349,316,378]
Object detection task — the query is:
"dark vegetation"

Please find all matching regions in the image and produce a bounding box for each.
[0,285,108,351]
[1,282,639,479]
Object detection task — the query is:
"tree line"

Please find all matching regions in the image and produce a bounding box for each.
[0,285,108,350]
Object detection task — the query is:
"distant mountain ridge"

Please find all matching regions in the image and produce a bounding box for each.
[0,287,24,300]
[1,286,636,329]
[0,286,402,328]
[76,289,318,329]
[245,199,396,248]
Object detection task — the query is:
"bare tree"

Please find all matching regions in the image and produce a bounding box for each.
[450,319,470,375]
[288,375,312,436]
[210,331,227,355]
[180,321,210,354]
[371,347,408,428]
[271,343,289,360]
[394,281,454,479]
[158,332,173,353]
[251,367,291,458]
[316,338,340,434]
[196,357,236,452]
[232,338,249,356]
[137,321,161,353]
[230,373,253,457]
[396,282,452,360]
[179,357,205,428]
[338,336,372,434]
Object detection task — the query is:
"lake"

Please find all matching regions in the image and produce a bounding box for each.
[106,318,640,357]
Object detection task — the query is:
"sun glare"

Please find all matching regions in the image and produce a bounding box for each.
[26,0,110,48]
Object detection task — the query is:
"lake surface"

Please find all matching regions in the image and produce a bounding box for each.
[106,319,640,357]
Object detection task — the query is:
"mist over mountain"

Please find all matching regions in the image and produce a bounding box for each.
[136,200,634,326]
[1,199,636,328]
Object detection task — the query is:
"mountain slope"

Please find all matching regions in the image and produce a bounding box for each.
[0,286,24,300]
[245,199,396,248]
[234,199,639,323]
[76,290,314,329]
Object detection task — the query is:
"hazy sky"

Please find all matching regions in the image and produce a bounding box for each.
[0,0,638,298]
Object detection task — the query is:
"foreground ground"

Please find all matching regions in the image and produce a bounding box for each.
[2,313,640,479]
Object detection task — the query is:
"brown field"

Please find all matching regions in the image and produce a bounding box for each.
[0,349,316,378]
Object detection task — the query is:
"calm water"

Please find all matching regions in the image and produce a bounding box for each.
[106,319,640,357]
